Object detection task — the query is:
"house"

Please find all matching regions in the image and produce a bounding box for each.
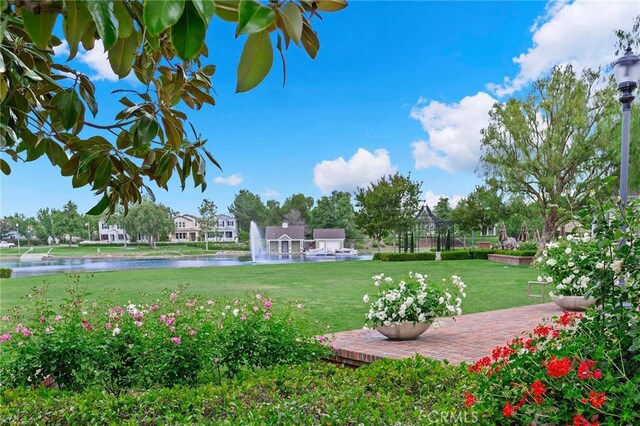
[98,219,130,243]
[312,228,345,252]
[265,223,305,253]
[171,214,200,242]
[169,213,239,243]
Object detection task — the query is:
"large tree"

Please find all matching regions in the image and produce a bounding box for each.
[0,1,346,214]
[281,193,314,225]
[121,200,173,247]
[228,189,267,232]
[52,201,85,244]
[479,66,618,245]
[310,190,356,238]
[450,185,504,236]
[198,198,217,250]
[354,173,422,252]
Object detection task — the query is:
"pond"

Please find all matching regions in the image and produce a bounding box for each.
[1,254,374,278]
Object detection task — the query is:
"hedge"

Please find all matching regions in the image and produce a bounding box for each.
[468,249,495,259]
[372,252,436,261]
[0,357,477,425]
[78,242,249,251]
[440,250,471,260]
[0,268,12,279]
[493,249,537,257]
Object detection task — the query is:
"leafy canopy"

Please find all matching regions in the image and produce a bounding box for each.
[0,0,347,215]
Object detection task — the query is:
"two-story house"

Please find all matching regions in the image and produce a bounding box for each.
[214,214,238,243]
[170,213,238,243]
[98,219,130,243]
[171,214,200,242]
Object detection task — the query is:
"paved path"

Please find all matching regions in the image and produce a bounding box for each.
[327,303,563,367]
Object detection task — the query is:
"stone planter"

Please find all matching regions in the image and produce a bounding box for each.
[487,254,534,266]
[550,294,596,311]
[375,322,431,341]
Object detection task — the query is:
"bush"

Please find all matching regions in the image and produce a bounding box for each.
[468,249,496,259]
[0,280,324,391]
[440,250,471,260]
[493,249,537,257]
[372,252,436,261]
[0,268,12,279]
[518,241,538,251]
[0,357,478,425]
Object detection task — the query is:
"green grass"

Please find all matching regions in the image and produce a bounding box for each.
[0,245,248,257]
[0,260,539,334]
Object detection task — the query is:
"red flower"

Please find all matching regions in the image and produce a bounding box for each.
[464,392,477,408]
[582,391,606,409]
[573,414,600,426]
[557,311,581,326]
[545,356,572,378]
[502,401,515,417]
[577,360,598,380]
[531,380,547,398]
[534,324,551,337]
[593,368,602,379]
[469,356,492,373]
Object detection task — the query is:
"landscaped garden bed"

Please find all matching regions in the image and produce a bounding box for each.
[487,253,535,265]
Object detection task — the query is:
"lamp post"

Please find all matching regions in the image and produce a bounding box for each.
[16,223,20,254]
[613,46,640,212]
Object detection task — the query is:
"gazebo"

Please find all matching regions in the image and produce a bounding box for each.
[413,205,456,251]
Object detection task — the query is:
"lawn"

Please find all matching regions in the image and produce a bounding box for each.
[0,244,249,258]
[0,260,540,334]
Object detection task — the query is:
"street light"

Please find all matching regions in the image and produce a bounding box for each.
[613,46,640,211]
[16,223,20,253]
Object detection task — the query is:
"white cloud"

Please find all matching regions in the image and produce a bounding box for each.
[424,190,463,210]
[410,92,496,172]
[489,0,638,96]
[263,189,280,199]
[53,40,69,57]
[77,40,119,82]
[213,174,243,186]
[313,148,396,193]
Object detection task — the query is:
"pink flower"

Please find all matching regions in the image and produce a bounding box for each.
[83,324,93,331]
[240,315,247,321]
[255,294,263,300]
[21,328,33,337]
[252,306,259,312]
[297,304,304,309]
[149,305,159,311]
[0,333,11,342]
[166,317,176,326]
[44,327,53,333]
[112,306,123,315]
[264,301,272,309]
[134,321,143,327]
[264,312,272,320]
[54,315,63,321]
[189,329,197,335]
[170,292,177,301]
[207,300,215,305]
[316,335,325,342]
[38,317,46,323]
[186,302,194,308]
[170,337,181,344]
[1,315,10,321]
[160,314,167,324]
[214,357,220,363]
[105,322,112,330]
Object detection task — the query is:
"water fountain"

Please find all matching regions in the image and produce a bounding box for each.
[249,221,267,262]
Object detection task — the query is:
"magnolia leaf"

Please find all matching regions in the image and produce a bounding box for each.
[301,23,319,59]
[144,0,185,36]
[236,30,273,93]
[316,0,348,12]
[215,0,239,22]
[86,193,110,215]
[55,90,83,130]
[20,8,57,49]
[192,0,216,23]
[0,159,10,175]
[86,0,119,50]
[237,0,276,36]
[63,2,92,60]
[93,156,112,189]
[108,32,138,78]
[171,1,206,60]
[113,0,134,38]
[281,3,302,45]
[136,114,159,145]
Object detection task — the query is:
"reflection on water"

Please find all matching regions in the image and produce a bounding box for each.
[1,254,373,277]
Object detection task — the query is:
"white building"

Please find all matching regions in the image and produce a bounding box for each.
[170,213,238,243]
[98,220,130,243]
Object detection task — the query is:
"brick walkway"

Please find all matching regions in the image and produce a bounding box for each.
[327,303,563,367]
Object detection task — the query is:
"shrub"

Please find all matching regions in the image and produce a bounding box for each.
[372,252,435,261]
[518,241,538,251]
[0,268,12,279]
[493,249,537,257]
[440,250,471,260]
[0,357,478,425]
[468,249,496,259]
[0,280,324,390]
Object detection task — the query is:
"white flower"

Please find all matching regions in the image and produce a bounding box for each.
[537,276,543,282]
[565,247,572,254]
[455,307,462,316]
[438,297,445,304]
[546,258,557,266]
[384,277,393,283]
[232,309,239,316]
[611,260,623,273]
[596,262,604,269]
[112,327,121,336]
[546,276,553,283]
[405,297,414,306]
[567,262,575,267]
[363,294,369,303]
[418,313,425,322]
[567,235,574,241]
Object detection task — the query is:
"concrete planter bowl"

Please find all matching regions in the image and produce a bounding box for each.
[376,322,432,341]
[550,294,596,311]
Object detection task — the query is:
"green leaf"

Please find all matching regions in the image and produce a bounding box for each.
[237,0,276,36]
[93,156,112,189]
[0,158,10,175]
[144,0,185,37]
[192,0,216,23]
[156,152,172,176]
[171,1,206,60]
[55,90,83,130]
[281,3,302,45]
[214,1,239,22]
[20,8,57,49]
[114,0,134,38]
[108,33,139,78]
[86,193,110,215]
[61,156,79,176]
[236,30,273,93]
[136,114,159,145]
[316,0,348,12]
[86,0,119,50]
[44,139,64,166]
[64,2,91,60]
[301,23,319,59]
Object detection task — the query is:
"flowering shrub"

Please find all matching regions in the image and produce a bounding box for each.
[0,278,325,391]
[363,272,466,328]
[534,233,600,297]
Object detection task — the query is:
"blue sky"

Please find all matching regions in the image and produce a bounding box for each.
[1,0,638,217]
